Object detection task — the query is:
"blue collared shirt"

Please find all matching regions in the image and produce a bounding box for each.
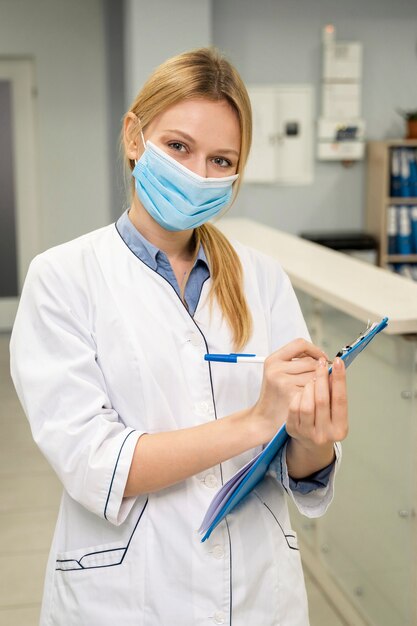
[116,210,209,316]
[115,210,333,494]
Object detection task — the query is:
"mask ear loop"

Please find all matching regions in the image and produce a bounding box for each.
[132,115,147,166]
[136,116,146,165]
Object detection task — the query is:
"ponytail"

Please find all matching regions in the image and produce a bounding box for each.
[195,223,252,351]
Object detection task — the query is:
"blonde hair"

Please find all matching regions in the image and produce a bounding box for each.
[123,47,253,350]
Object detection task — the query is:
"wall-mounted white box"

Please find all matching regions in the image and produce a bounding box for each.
[318,28,364,161]
[245,85,314,185]
[322,83,361,119]
[323,42,362,81]
[317,118,365,160]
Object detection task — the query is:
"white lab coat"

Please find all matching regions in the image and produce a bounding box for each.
[10,224,339,626]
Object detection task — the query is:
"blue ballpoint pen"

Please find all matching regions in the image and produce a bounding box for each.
[204,353,265,363]
[204,353,331,366]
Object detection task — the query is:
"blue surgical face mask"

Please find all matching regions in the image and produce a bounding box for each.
[132,138,239,232]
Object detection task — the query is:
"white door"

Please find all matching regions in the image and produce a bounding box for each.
[274,86,314,184]
[244,85,314,185]
[244,88,277,183]
[0,59,40,330]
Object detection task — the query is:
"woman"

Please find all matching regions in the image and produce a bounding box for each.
[10,48,347,625]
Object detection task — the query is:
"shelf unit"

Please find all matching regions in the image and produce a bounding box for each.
[366,139,417,268]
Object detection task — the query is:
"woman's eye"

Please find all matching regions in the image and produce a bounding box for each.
[168,142,187,152]
[212,157,232,168]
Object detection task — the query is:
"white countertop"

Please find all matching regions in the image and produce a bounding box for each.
[217,217,417,335]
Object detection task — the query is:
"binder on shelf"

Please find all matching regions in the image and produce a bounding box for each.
[387,205,398,255]
[410,206,417,253]
[390,149,401,197]
[408,150,417,197]
[400,149,412,198]
[199,317,389,542]
[397,206,412,254]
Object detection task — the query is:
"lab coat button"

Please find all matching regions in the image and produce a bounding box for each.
[212,545,224,559]
[194,401,213,417]
[190,332,201,346]
[204,474,218,489]
[213,611,225,624]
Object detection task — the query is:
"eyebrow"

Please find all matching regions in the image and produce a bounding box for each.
[164,129,240,158]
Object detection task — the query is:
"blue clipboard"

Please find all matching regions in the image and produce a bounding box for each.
[199,316,389,541]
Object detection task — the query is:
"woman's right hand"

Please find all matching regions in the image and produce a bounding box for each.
[251,338,329,443]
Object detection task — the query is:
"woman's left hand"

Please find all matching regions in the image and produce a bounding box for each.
[285,356,348,479]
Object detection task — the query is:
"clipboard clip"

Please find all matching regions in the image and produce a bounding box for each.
[335,319,377,357]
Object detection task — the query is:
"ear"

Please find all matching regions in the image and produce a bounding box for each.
[123,112,143,161]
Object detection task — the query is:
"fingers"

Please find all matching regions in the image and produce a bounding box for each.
[265,341,328,388]
[288,389,302,431]
[287,357,348,445]
[264,360,317,392]
[298,379,316,433]
[292,369,326,440]
[265,355,318,376]
[286,356,322,374]
[260,340,348,447]
[313,357,331,442]
[274,338,328,363]
[329,357,349,440]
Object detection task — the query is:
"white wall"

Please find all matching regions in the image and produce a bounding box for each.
[212,0,417,235]
[0,0,111,250]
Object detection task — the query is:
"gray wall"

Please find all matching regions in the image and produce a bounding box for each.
[124,0,211,107]
[116,0,212,220]
[3,0,416,243]
[213,0,417,235]
[0,0,111,250]
[104,0,126,221]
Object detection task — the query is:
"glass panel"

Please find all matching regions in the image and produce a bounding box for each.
[292,291,417,625]
[0,80,19,297]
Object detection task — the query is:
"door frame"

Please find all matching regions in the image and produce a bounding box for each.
[0,58,40,330]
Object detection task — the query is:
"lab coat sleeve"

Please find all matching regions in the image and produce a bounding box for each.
[272,442,341,518]
[10,254,145,526]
